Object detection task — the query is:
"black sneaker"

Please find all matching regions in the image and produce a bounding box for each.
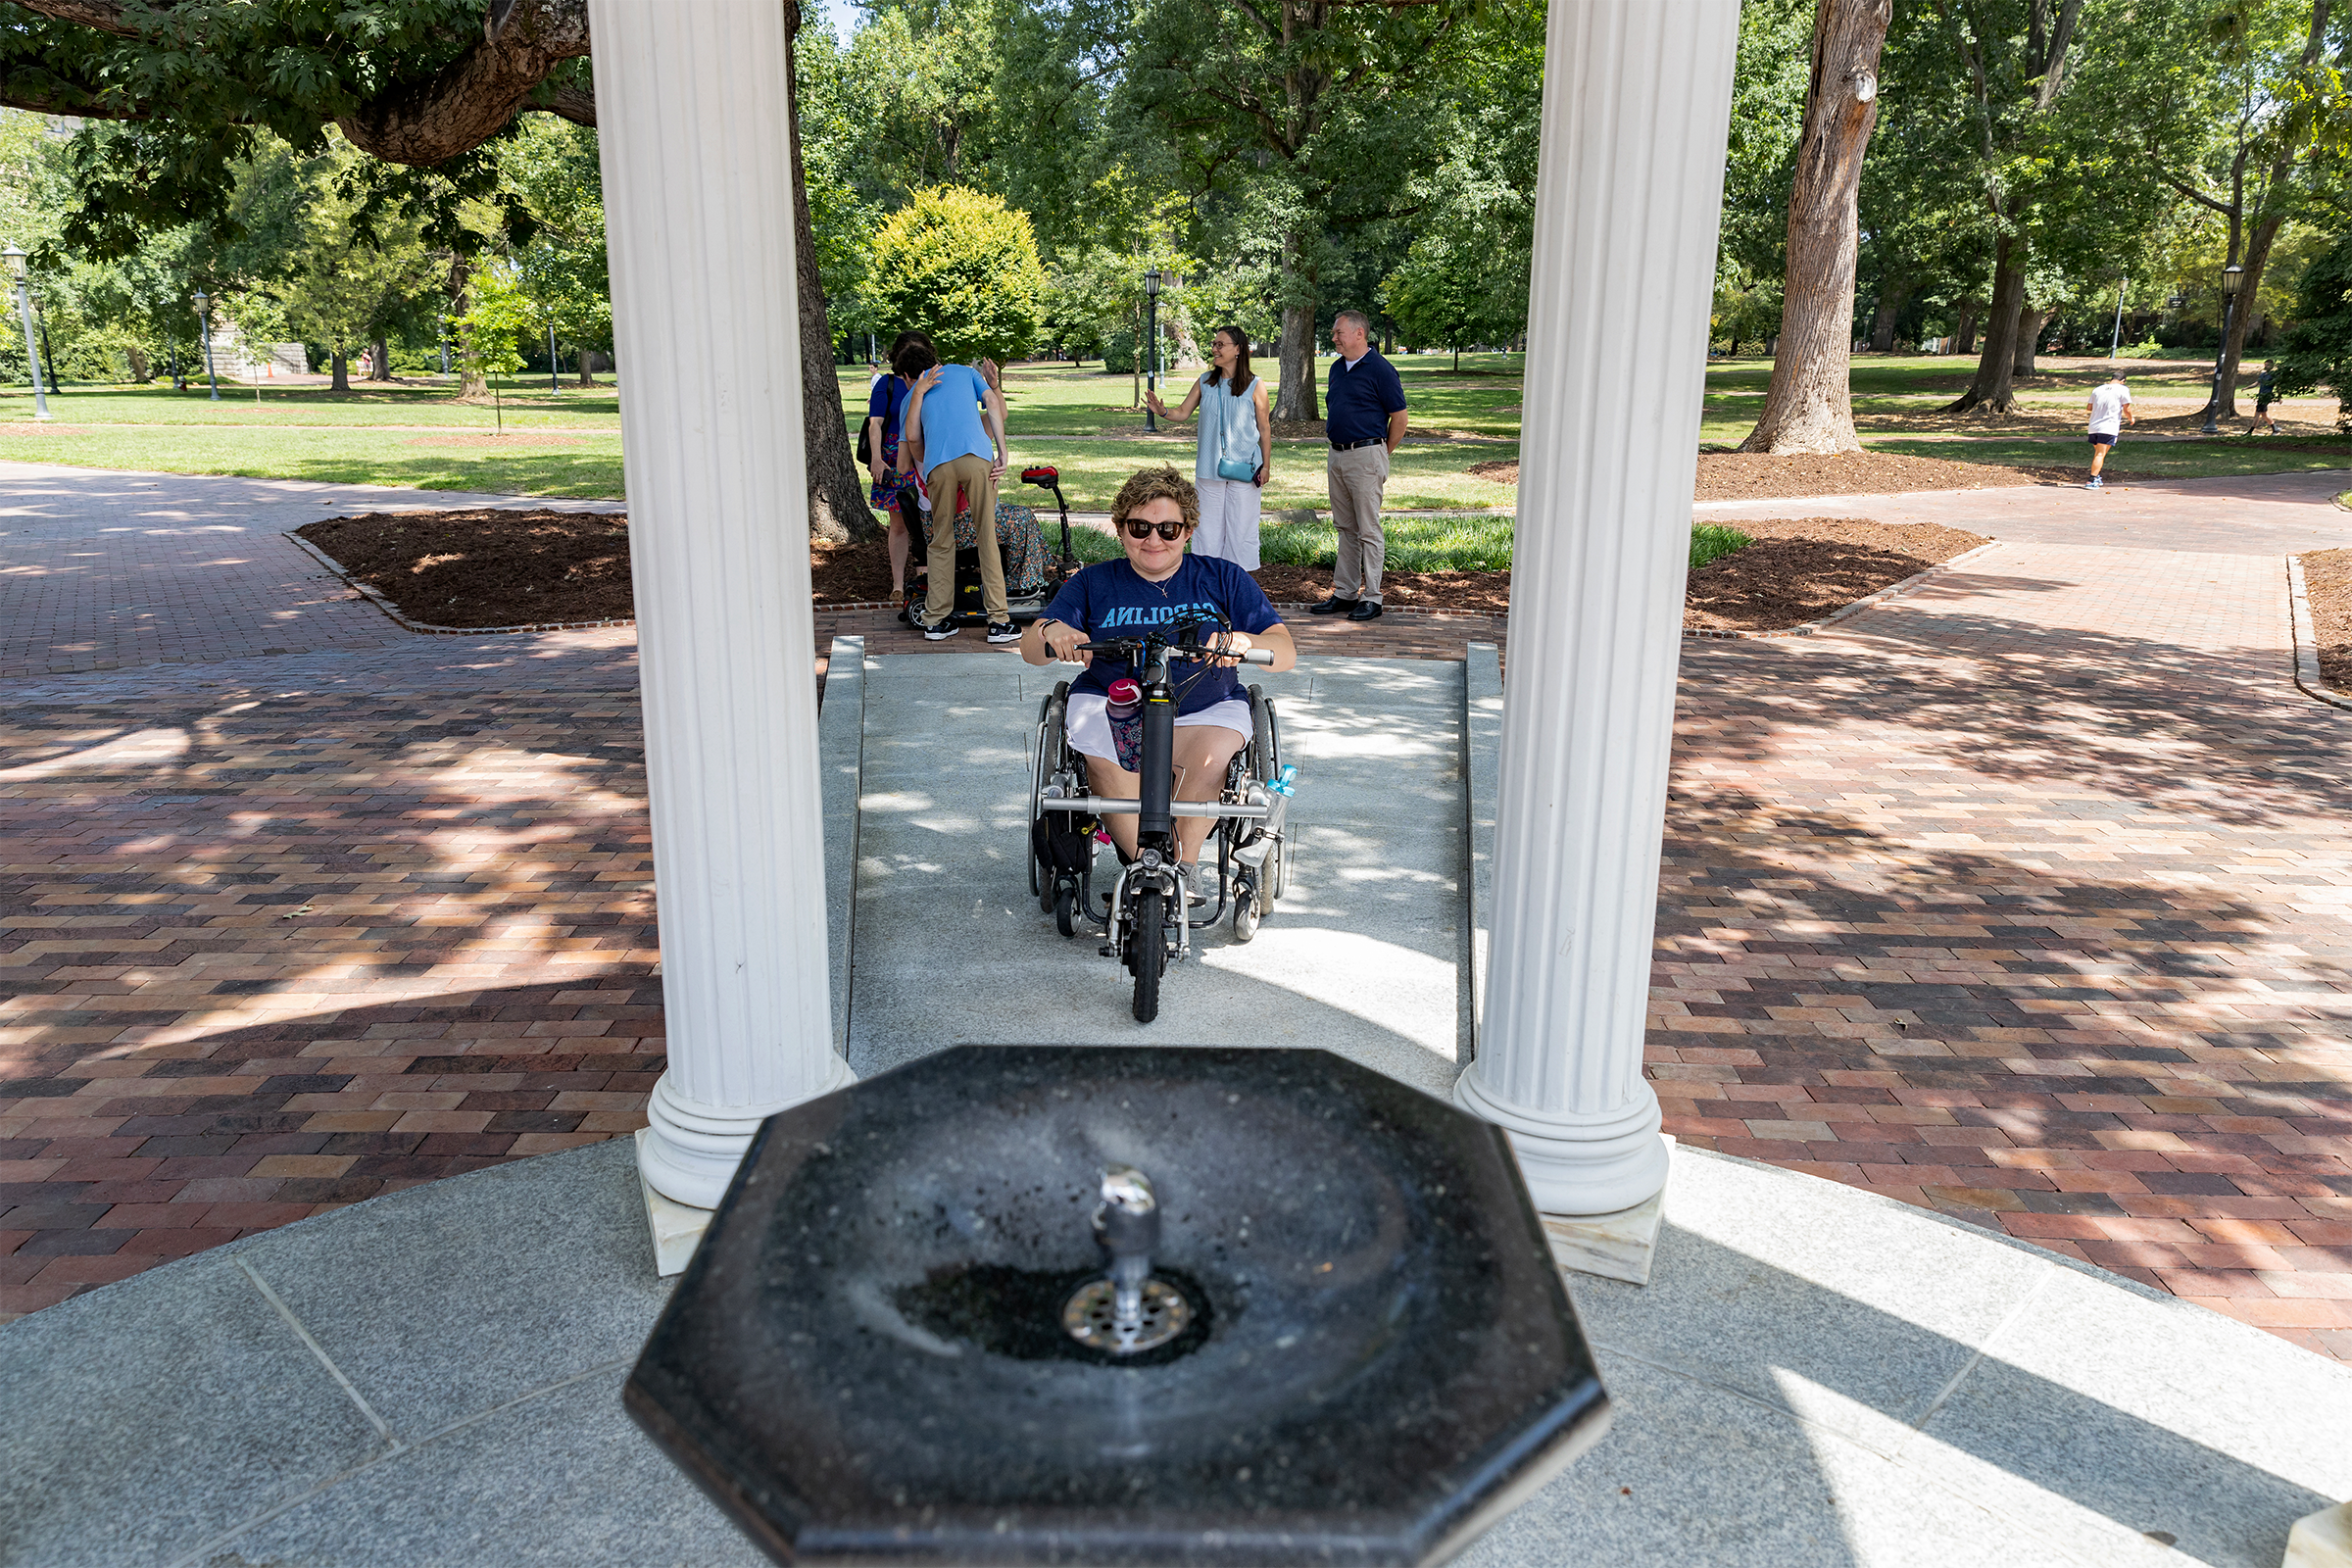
[986,620,1020,645]
[915,611,958,641]
[1307,595,1358,615]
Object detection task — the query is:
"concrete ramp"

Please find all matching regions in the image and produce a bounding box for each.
[830,648,1469,1096]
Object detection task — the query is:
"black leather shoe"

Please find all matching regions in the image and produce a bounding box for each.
[1347,600,1384,621]
[1307,595,1358,615]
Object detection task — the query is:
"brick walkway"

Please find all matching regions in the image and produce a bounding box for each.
[3,461,2347,1363]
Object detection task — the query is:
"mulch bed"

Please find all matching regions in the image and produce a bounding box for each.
[297,509,631,627]
[1683,516,1988,632]
[2303,547,2352,693]
[302,508,1984,633]
[1456,448,2068,500]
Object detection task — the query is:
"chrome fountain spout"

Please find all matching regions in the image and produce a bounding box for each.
[1064,1165,1191,1354]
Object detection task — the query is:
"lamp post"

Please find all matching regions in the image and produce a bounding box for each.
[2202,263,2244,435]
[2110,275,2127,362]
[193,290,220,401]
[3,244,48,420]
[439,316,451,376]
[547,318,561,392]
[1143,268,1161,432]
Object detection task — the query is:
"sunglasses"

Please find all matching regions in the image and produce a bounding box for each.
[1122,519,1189,541]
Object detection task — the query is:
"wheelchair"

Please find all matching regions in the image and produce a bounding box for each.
[1027,614,1295,1023]
[906,466,1081,626]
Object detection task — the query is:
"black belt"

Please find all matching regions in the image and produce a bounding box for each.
[1328,436,1384,451]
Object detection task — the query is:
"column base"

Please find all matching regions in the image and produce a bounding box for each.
[637,1054,857,1212]
[1452,1068,1672,1217]
[2287,1500,2352,1567]
[636,1127,714,1277]
[1541,1137,1675,1285]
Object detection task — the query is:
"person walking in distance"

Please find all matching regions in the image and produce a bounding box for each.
[902,340,1015,642]
[2252,361,2280,434]
[1145,324,1271,568]
[2083,369,2132,489]
[1310,309,1407,621]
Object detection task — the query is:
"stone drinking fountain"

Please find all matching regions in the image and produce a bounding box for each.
[625,1047,1611,1565]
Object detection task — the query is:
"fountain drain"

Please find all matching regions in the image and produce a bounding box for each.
[1063,1165,1192,1354]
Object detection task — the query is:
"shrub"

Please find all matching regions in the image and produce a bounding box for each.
[864,187,1047,366]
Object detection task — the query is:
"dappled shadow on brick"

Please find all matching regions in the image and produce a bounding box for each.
[1657,630,2352,1358]
[0,686,661,1317]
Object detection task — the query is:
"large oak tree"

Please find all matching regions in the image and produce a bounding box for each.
[1740,0,1892,455]
[2,0,875,539]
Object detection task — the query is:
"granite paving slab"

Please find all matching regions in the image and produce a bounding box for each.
[4,1135,2343,1567]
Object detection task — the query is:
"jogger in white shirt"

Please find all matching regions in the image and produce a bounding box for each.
[2084,372,2133,489]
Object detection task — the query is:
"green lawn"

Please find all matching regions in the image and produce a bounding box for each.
[0,380,622,428]
[5,350,2346,506]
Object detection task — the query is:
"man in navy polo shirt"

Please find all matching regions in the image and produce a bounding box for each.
[1312,309,1409,621]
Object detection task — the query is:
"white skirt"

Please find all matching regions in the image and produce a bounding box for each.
[1192,478,1263,570]
[1066,692,1253,767]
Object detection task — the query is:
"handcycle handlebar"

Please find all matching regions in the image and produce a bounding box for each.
[1058,641,1274,666]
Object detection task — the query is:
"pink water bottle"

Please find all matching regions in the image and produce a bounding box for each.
[1105,678,1142,720]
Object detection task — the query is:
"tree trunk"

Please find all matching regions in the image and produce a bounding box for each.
[1954,302,1979,356]
[329,349,351,394]
[369,337,392,379]
[448,257,488,399]
[2010,305,2046,375]
[125,345,149,382]
[2219,214,2288,417]
[1271,232,1319,422]
[784,12,872,544]
[1740,0,1892,455]
[576,350,597,387]
[1868,275,1908,353]
[1941,233,2027,413]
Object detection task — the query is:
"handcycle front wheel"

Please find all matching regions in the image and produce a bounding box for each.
[1130,885,1164,1024]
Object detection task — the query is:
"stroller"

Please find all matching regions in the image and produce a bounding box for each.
[906,466,1082,626]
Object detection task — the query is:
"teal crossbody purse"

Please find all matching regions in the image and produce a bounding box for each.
[1216,455,1257,482]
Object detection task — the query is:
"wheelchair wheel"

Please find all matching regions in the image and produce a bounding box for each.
[1031,684,1068,906]
[1232,881,1259,943]
[1055,879,1080,938]
[1249,686,1286,903]
[1131,886,1164,1024]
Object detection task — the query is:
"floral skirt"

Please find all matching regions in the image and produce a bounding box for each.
[868,433,920,513]
[917,500,1051,598]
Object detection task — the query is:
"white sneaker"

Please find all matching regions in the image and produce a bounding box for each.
[1175,863,1207,907]
[2083,476,2104,489]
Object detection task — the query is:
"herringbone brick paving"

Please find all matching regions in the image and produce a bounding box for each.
[3,461,2347,1364]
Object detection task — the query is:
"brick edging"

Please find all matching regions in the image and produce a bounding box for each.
[1681,538,2003,641]
[2286,555,2352,711]
[282,530,636,636]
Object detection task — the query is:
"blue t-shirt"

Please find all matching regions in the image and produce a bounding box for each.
[916,363,994,475]
[865,374,909,441]
[1042,554,1283,714]
[1325,349,1406,445]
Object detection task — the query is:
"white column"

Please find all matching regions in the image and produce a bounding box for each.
[1454,0,1740,1217]
[591,0,853,1211]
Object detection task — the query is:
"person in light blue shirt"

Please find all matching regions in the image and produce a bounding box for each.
[1146,324,1270,569]
[901,343,1012,641]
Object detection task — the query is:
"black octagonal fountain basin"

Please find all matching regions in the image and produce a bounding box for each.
[624,1046,1610,1566]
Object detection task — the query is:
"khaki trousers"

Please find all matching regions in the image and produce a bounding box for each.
[922,453,1004,621]
[1326,443,1389,603]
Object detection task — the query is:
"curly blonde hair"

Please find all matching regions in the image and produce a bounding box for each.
[1110,466,1199,535]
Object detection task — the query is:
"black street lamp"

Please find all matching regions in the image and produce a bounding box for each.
[2202,263,2244,435]
[3,244,48,420]
[192,289,220,401]
[547,317,561,393]
[1143,268,1162,432]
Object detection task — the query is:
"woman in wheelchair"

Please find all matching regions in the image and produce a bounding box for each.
[1019,466,1297,897]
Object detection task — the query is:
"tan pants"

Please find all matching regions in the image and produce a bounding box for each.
[1327,443,1389,603]
[922,453,1004,621]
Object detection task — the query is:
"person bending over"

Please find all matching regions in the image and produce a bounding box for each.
[1021,466,1298,902]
